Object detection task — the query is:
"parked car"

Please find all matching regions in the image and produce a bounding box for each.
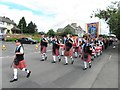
[17,37,38,44]
[0,35,5,41]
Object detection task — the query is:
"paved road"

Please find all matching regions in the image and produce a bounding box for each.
[1,41,119,88]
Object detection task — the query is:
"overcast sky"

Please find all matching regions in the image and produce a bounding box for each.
[0,0,118,34]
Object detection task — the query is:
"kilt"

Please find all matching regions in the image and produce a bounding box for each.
[74,46,81,53]
[78,47,81,53]
[60,44,65,50]
[52,48,59,56]
[81,52,91,62]
[64,48,73,56]
[41,46,46,53]
[14,60,26,69]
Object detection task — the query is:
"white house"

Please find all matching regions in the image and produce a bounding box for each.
[57,23,86,37]
[0,16,21,35]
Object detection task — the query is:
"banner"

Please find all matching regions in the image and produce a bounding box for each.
[86,22,99,38]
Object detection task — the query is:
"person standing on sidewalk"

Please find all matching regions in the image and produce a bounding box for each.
[10,40,31,82]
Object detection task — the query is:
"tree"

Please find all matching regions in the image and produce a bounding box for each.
[17,17,27,33]
[26,21,37,34]
[47,29,55,36]
[92,1,120,39]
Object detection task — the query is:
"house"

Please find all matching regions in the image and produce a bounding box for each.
[0,16,21,35]
[57,28,64,33]
[57,23,86,37]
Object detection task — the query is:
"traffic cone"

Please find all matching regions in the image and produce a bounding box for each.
[2,45,6,50]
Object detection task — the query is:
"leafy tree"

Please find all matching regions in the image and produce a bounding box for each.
[17,17,27,33]
[47,29,55,36]
[92,1,120,39]
[26,21,37,34]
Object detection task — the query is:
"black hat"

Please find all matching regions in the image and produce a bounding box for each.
[15,40,21,43]
[40,32,45,35]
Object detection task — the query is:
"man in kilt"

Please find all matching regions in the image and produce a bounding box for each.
[81,39,92,70]
[10,40,31,82]
[64,34,74,65]
[40,33,48,61]
[51,35,61,63]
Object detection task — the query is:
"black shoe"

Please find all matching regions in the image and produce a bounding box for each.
[79,55,81,57]
[41,59,45,61]
[91,58,94,61]
[89,64,92,68]
[10,78,18,82]
[83,68,87,70]
[58,58,61,62]
[27,71,31,78]
[64,63,68,65]
[51,61,56,63]
[61,55,64,56]
[45,57,47,60]
[71,60,74,64]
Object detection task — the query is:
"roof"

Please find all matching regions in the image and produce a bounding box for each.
[11,27,21,31]
[65,24,76,29]
[0,16,15,24]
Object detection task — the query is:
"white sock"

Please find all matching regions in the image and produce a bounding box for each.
[43,53,47,57]
[75,52,77,57]
[62,51,64,55]
[41,54,45,59]
[22,68,29,73]
[13,68,18,79]
[70,56,73,61]
[53,56,56,61]
[84,61,87,68]
[89,62,91,65]
[65,56,68,63]
[58,56,61,59]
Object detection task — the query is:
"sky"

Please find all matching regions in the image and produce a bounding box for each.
[0,0,118,34]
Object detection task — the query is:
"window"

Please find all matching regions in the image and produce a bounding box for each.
[7,23,10,26]
[6,30,10,34]
[0,21,4,25]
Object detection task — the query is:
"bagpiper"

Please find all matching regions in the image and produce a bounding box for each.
[10,40,31,82]
[81,39,92,70]
[40,33,48,61]
[51,35,61,63]
[64,34,74,65]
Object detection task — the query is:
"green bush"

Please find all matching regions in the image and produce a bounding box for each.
[6,38,18,42]
[33,37,40,42]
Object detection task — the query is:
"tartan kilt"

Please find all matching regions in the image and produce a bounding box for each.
[78,47,81,53]
[41,46,47,53]
[74,46,81,52]
[52,48,59,56]
[60,44,65,50]
[14,60,26,69]
[64,48,73,56]
[81,52,91,62]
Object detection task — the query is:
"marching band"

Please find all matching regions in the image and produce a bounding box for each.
[10,33,117,82]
